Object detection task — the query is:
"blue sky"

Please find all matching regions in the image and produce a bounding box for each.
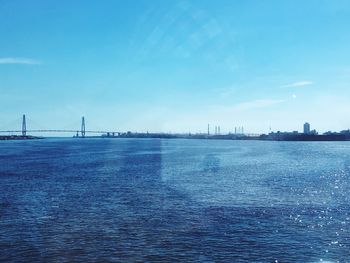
[1,0,350,134]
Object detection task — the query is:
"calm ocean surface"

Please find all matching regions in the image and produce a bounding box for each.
[0,138,350,262]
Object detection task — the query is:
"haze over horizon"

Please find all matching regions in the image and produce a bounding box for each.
[1,0,350,134]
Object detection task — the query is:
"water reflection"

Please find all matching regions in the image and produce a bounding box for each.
[202,154,220,174]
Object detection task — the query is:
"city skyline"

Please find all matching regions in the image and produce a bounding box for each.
[1,0,350,133]
[1,113,347,138]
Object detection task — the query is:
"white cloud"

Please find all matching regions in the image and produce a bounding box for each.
[160,98,287,133]
[233,99,285,111]
[219,87,236,98]
[281,81,313,88]
[0,57,41,65]
[207,98,286,113]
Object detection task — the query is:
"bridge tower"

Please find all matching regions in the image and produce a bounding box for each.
[22,114,27,136]
[81,117,86,138]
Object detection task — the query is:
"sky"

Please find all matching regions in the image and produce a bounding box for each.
[1,0,350,135]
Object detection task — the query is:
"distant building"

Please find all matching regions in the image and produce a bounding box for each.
[310,129,318,135]
[303,122,311,134]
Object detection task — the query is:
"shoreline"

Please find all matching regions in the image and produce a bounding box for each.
[0,135,43,141]
[2,134,350,142]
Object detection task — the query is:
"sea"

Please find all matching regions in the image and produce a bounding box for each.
[0,138,349,262]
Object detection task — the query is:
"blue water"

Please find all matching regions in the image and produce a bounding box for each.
[1,139,350,262]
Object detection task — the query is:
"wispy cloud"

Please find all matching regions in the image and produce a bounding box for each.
[281,81,313,88]
[210,98,286,113]
[233,99,285,111]
[0,57,41,65]
[219,87,236,98]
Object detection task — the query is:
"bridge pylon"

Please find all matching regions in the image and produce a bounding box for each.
[22,114,27,136]
[81,117,86,138]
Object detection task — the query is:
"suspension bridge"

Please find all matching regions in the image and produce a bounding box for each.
[0,115,121,138]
